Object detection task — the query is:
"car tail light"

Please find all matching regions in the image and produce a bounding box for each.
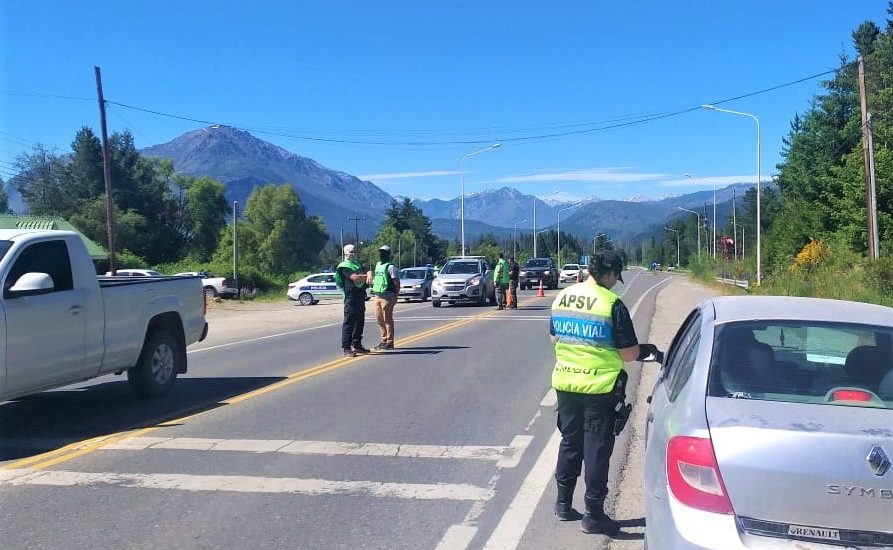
[288,283,296,289]
[222,278,232,287]
[667,436,734,514]
[831,389,872,402]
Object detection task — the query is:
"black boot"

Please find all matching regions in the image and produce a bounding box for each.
[581,499,620,535]
[554,483,583,521]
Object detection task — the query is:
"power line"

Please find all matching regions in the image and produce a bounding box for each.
[3,66,843,149]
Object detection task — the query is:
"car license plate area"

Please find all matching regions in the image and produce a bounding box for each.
[739,517,893,548]
[787,525,841,543]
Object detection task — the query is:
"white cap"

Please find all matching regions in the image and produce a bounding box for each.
[343,244,356,255]
[379,245,391,251]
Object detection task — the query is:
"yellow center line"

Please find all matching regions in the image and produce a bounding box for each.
[5,295,545,472]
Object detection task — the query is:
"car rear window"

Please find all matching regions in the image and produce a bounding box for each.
[562,264,578,270]
[401,269,427,279]
[708,321,893,409]
[525,259,549,267]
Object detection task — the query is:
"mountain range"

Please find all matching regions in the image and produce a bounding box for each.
[7,125,755,245]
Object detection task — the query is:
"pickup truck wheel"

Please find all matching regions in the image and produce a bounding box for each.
[204,286,218,299]
[298,292,314,306]
[432,299,441,308]
[128,330,181,398]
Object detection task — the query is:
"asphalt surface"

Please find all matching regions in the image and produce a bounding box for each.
[0,270,677,550]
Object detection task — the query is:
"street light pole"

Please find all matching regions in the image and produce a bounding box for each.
[684,173,716,259]
[533,190,560,258]
[557,198,589,268]
[678,207,702,260]
[665,227,680,268]
[702,104,761,285]
[512,219,527,260]
[460,143,501,257]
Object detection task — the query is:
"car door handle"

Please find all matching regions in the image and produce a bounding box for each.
[68,305,83,316]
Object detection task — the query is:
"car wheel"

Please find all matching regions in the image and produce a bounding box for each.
[432,299,441,308]
[423,289,429,302]
[204,286,218,299]
[298,292,314,306]
[128,329,181,398]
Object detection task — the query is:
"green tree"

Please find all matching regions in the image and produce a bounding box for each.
[185,176,230,260]
[0,177,8,213]
[220,184,327,275]
[12,145,71,216]
[66,126,104,206]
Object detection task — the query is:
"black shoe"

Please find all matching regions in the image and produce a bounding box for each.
[581,513,620,535]
[555,502,584,521]
[342,348,357,357]
[352,346,371,355]
[554,483,583,521]
[384,343,395,350]
[374,342,388,350]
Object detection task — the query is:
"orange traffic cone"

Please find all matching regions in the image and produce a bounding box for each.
[536,278,546,297]
[506,287,514,308]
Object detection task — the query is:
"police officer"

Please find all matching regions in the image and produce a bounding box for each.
[371,245,400,350]
[335,244,371,357]
[493,252,510,310]
[507,256,520,309]
[549,251,662,535]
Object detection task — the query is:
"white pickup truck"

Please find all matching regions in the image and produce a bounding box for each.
[0,229,208,402]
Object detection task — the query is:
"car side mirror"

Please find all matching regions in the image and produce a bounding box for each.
[6,272,55,299]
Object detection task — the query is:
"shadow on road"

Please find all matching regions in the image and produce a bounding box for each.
[619,517,645,528]
[374,350,442,356]
[0,376,284,462]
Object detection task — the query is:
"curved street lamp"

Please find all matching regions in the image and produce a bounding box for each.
[460,143,501,256]
[702,104,762,285]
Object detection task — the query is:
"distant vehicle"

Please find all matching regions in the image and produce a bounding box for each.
[175,271,238,299]
[644,296,893,549]
[105,268,164,277]
[398,266,434,302]
[559,263,585,283]
[287,272,342,305]
[431,256,495,308]
[518,257,558,290]
[1,229,208,401]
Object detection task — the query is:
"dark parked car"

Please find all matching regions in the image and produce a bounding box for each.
[518,257,558,290]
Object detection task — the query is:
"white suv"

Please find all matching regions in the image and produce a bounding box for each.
[431,256,495,307]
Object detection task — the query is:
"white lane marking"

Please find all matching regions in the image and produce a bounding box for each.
[496,436,534,469]
[3,470,494,501]
[102,437,531,467]
[191,303,434,354]
[539,388,557,408]
[478,275,671,550]
[482,429,562,550]
[435,525,479,550]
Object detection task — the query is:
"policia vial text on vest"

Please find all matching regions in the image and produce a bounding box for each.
[549,251,664,536]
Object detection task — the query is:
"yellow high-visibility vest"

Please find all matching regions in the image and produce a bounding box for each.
[550,280,624,395]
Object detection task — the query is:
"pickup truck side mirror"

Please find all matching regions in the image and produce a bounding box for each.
[6,272,55,299]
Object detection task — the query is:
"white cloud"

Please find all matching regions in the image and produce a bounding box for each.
[358,170,458,181]
[493,167,670,184]
[658,175,773,188]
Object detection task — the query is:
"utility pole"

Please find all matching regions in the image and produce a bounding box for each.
[339,228,344,252]
[233,201,239,298]
[858,56,880,260]
[349,216,364,253]
[94,66,117,274]
[732,188,738,259]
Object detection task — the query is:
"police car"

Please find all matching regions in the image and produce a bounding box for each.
[287,272,342,305]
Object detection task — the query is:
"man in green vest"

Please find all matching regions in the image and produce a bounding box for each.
[371,245,401,350]
[493,252,511,310]
[335,244,371,357]
[550,251,662,535]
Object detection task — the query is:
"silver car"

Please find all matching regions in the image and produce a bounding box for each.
[644,296,893,549]
[398,266,434,302]
[431,256,495,307]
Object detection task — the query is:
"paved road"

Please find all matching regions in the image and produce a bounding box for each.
[0,270,682,550]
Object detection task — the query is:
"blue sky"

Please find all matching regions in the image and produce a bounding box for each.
[0,1,884,201]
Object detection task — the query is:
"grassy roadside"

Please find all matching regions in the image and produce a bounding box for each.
[686,245,893,307]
